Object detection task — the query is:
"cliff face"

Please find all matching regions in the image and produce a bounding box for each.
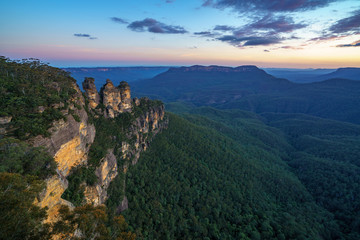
[32,83,96,222]
[33,78,166,222]
[84,150,118,205]
[83,98,167,207]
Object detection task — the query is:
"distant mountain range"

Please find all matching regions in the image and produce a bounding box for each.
[131,65,360,124]
[264,67,360,83]
[315,67,360,82]
[63,67,169,90]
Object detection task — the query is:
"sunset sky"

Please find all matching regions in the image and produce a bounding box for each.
[1,0,359,68]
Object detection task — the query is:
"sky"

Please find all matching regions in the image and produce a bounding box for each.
[0,0,360,68]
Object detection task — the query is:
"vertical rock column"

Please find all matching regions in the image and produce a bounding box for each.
[101,79,121,118]
[82,77,100,109]
[119,81,132,113]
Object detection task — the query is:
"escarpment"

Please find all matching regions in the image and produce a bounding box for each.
[82,80,168,208]
[32,76,167,223]
[32,83,96,222]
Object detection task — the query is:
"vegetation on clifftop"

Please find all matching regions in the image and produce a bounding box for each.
[0,57,77,139]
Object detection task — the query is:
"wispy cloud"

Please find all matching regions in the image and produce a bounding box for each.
[337,39,360,47]
[311,9,360,42]
[110,17,129,24]
[329,9,360,35]
[249,14,307,33]
[213,25,236,32]
[194,31,219,38]
[195,14,305,47]
[127,18,187,34]
[202,0,339,13]
[217,35,282,47]
[73,33,97,40]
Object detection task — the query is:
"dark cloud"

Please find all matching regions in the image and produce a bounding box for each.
[217,35,282,47]
[74,33,91,37]
[128,18,187,34]
[202,0,213,7]
[337,39,360,47]
[249,14,307,33]
[166,0,175,2]
[195,14,304,47]
[311,9,360,42]
[213,25,236,31]
[111,17,129,24]
[244,37,281,46]
[329,9,360,35]
[194,31,219,37]
[74,33,97,40]
[203,0,338,13]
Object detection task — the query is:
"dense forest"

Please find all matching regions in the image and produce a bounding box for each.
[122,105,360,239]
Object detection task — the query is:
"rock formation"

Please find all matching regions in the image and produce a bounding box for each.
[83,98,167,207]
[82,77,100,109]
[33,78,167,222]
[85,79,133,118]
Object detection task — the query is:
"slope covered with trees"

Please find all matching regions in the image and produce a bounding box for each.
[124,112,341,239]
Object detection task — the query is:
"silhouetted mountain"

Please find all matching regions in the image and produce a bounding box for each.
[316,67,360,81]
[264,68,335,83]
[132,65,292,103]
[132,66,360,124]
[64,67,169,90]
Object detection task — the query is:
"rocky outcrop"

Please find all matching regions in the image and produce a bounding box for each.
[31,77,166,222]
[119,81,132,112]
[83,100,167,207]
[100,79,132,118]
[84,150,118,205]
[127,101,166,165]
[0,116,11,135]
[32,83,96,222]
[82,77,100,109]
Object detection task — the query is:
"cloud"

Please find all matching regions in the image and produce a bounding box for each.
[74,33,97,40]
[195,14,304,48]
[311,9,360,42]
[337,39,360,47]
[166,0,175,2]
[127,18,187,34]
[213,25,236,31]
[329,9,360,35]
[244,37,281,46]
[194,31,219,37]
[203,0,338,13]
[249,14,307,33]
[217,35,282,47]
[111,17,129,24]
[74,34,91,37]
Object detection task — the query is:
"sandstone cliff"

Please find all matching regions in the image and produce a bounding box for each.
[82,77,100,109]
[32,82,96,222]
[32,77,167,222]
[83,84,167,208]
[99,79,132,118]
